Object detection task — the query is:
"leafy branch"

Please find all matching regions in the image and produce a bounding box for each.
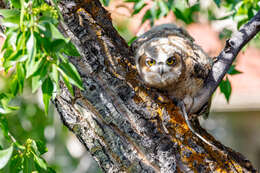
[0,0,83,114]
[0,0,83,171]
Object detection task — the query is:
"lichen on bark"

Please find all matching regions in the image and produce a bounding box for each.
[53,0,258,172]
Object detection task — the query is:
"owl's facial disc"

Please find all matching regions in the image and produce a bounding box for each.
[139,52,183,89]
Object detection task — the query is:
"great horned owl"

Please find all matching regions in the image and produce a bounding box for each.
[131,24,215,146]
[131,24,213,115]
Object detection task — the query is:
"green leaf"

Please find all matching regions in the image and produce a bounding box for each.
[173,8,188,23]
[50,64,60,98]
[237,18,248,29]
[2,48,13,70]
[150,3,157,20]
[125,0,138,2]
[0,94,18,114]
[34,31,52,53]
[36,141,48,155]
[23,154,34,173]
[10,76,19,96]
[0,9,20,19]
[47,167,57,173]
[17,63,25,93]
[100,0,110,6]
[62,75,74,96]
[0,146,13,169]
[62,42,80,57]
[26,31,37,78]
[42,77,54,113]
[158,1,169,18]
[214,0,221,8]
[26,57,45,79]
[8,49,23,61]
[133,0,146,15]
[34,154,47,170]
[10,0,21,8]
[228,65,242,75]
[219,28,233,40]
[51,39,66,52]
[128,36,137,45]
[59,58,83,90]
[49,23,66,40]
[31,61,50,93]
[0,115,10,140]
[142,10,152,24]
[0,9,20,27]
[219,77,232,102]
[9,155,23,173]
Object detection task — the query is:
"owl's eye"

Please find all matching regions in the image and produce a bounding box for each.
[146,59,156,66]
[166,57,176,66]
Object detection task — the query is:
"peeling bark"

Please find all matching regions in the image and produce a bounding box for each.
[53,0,258,172]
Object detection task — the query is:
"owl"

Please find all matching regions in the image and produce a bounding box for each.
[131,24,213,116]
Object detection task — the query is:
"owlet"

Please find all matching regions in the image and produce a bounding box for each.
[131,24,213,115]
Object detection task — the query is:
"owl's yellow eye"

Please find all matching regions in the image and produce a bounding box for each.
[146,59,156,66]
[166,57,176,65]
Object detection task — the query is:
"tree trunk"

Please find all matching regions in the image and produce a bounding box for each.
[53,0,258,172]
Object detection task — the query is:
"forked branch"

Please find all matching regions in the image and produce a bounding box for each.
[192,9,260,113]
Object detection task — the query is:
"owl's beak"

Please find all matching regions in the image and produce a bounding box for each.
[159,67,164,75]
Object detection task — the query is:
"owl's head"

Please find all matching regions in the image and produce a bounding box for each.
[135,37,185,89]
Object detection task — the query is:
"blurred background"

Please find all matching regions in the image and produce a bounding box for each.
[0,0,260,172]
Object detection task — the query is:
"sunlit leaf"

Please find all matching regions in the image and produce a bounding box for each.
[10,77,19,96]
[10,0,21,8]
[26,31,37,78]
[50,64,60,98]
[49,23,66,40]
[34,154,47,170]
[0,146,13,169]
[62,75,74,96]
[158,1,169,18]
[0,9,20,19]
[0,9,20,27]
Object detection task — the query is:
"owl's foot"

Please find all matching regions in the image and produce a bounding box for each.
[183,96,194,114]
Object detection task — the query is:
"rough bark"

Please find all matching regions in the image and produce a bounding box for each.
[53,0,258,172]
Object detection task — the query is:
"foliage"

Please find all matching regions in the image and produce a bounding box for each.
[0,0,83,171]
[0,0,83,114]
[0,0,259,172]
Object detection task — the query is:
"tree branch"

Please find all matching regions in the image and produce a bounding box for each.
[191,9,260,113]
[53,0,258,172]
